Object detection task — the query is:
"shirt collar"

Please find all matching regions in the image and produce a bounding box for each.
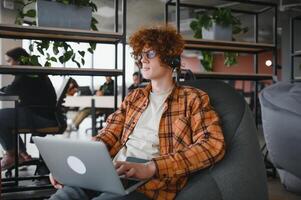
[141,81,181,101]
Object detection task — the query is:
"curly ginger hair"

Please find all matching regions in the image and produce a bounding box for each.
[129,24,185,68]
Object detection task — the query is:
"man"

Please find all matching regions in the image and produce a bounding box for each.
[49,25,225,200]
[128,72,142,92]
[96,76,114,96]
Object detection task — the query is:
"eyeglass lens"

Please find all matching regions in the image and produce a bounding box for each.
[139,50,156,60]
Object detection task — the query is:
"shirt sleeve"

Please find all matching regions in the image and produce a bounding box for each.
[2,76,21,95]
[152,93,225,179]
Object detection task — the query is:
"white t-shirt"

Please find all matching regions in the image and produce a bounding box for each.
[113,87,173,162]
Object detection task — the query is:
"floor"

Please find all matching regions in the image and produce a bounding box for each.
[268,178,301,200]
[2,174,301,200]
[1,114,301,200]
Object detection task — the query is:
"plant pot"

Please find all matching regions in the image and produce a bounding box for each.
[202,22,232,41]
[36,0,92,30]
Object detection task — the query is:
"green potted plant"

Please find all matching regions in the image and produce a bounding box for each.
[190,8,248,71]
[14,0,99,67]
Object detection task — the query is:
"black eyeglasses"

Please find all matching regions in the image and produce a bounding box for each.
[137,50,157,60]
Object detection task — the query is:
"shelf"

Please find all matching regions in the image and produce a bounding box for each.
[185,38,276,53]
[0,65,123,76]
[0,95,19,101]
[294,77,301,82]
[292,50,301,57]
[193,72,273,81]
[0,24,123,43]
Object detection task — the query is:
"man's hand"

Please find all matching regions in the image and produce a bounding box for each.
[96,90,104,96]
[49,173,63,189]
[115,161,156,180]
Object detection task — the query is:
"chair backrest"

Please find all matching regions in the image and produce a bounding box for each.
[51,77,73,134]
[56,78,73,110]
[78,86,92,96]
[178,69,196,81]
[176,79,268,200]
[19,78,72,136]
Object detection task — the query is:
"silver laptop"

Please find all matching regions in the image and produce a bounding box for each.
[33,137,147,196]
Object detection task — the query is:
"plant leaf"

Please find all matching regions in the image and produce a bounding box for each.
[25,9,36,18]
[190,20,198,31]
[64,50,73,62]
[37,47,44,55]
[59,55,65,64]
[53,45,59,55]
[50,57,57,62]
[89,42,96,50]
[88,48,93,54]
[45,61,51,67]
[224,52,238,67]
[78,50,85,57]
[29,44,34,52]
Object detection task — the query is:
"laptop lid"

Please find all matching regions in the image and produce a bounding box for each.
[33,137,145,195]
[78,86,92,96]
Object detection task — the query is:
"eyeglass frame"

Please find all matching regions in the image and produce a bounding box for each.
[137,50,157,61]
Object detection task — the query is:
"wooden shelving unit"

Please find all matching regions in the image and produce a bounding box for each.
[0,0,127,194]
[193,72,273,81]
[185,38,276,53]
[294,77,301,82]
[0,65,123,77]
[166,0,278,126]
[292,50,301,57]
[0,24,123,44]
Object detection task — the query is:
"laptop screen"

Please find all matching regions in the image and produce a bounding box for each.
[78,86,92,96]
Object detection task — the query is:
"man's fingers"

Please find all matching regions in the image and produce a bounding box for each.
[49,173,63,189]
[115,162,138,177]
[126,168,136,178]
[54,184,63,189]
[49,174,56,186]
[115,161,127,169]
[116,163,129,175]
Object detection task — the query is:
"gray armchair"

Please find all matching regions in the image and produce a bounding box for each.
[259,81,301,194]
[176,79,268,200]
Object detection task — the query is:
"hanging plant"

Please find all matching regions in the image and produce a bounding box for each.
[190,8,248,71]
[14,0,98,67]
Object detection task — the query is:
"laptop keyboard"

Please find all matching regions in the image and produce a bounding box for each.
[120,177,140,189]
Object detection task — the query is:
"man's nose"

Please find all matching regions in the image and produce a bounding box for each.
[141,54,148,63]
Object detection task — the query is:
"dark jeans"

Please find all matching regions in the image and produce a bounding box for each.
[0,107,58,152]
[49,186,149,200]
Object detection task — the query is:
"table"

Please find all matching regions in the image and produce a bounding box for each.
[63,96,122,136]
[63,96,122,108]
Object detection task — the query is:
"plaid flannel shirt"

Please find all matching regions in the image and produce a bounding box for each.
[95,83,225,200]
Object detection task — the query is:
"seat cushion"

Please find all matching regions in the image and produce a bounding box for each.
[260,82,301,181]
[261,82,301,117]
